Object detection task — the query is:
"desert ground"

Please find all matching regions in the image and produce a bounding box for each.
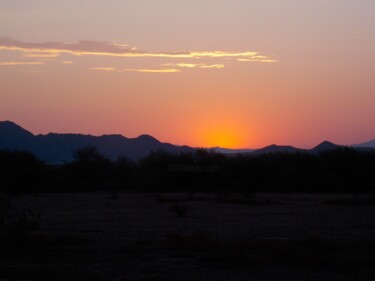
[1,192,375,281]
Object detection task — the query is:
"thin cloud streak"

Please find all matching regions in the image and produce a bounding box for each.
[175,63,199,68]
[91,67,115,71]
[238,58,278,63]
[125,68,180,73]
[23,53,60,58]
[0,61,44,66]
[0,38,276,62]
[200,64,225,69]
[163,63,225,69]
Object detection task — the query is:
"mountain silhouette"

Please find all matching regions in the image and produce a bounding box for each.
[253,144,303,155]
[215,147,255,154]
[1,120,373,162]
[0,120,34,147]
[0,121,193,163]
[311,141,339,153]
[250,141,344,155]
[352,139,375,148]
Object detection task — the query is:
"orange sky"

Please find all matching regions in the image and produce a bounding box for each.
[1,1,375,148]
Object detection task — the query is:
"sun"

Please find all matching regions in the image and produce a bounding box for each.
[188,114,250,149]
[202,127,243,148]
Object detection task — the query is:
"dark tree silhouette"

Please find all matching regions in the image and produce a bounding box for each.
[1,147,375,193]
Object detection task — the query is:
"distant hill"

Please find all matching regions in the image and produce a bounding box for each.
[352,139,375,148]
[310,141,339,154]
[0,120,35,148]
[2,120,373,162]
[214,147,255,154]
[0,121,193,163]
[250,141,343,155]
[252,144,303,155]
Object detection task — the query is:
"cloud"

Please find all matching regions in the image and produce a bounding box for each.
[162,63,225,69]
[0,61,44,66]
[162,63,200,68]
[0,37,276,62]
[62,61,74,64]
[237,58,278,63]
[125,68,180,73]
[91,67,115,71]
[199,64,225,69]
[175,63,199,68]
[23,52,60,58]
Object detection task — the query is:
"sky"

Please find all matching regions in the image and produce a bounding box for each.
[0,0,374,148]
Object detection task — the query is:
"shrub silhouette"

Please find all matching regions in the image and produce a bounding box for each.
[66,146,114,191]
[1,147,375,193]
[0,150,45,192]
[169,204,189,218]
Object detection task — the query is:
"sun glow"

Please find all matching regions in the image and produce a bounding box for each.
[198,125,246,149]
[188,113,251,149]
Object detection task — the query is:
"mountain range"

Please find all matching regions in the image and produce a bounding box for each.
[353,139,375,148]
[0,121,193,163]
[251,140,358,155]
[1,120,374,163]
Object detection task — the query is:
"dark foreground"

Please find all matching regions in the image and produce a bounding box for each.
[1,192,375,281]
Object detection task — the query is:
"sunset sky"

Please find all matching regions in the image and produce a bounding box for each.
[1,0,374,148]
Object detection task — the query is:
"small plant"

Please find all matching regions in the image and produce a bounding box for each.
[13,208,41,231]
[202,246,248,268]
[324,195,375,206]
[165,231,218,253]
[169,204,189,218]
[122,239,149,257]
[157,194,190,203]
[1,195,41,231]
[0,194,12,230]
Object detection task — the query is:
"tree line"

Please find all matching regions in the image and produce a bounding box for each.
[1,146,375,193]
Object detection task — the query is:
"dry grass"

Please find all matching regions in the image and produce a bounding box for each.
[0,192,375,281]
[324,195,375,206]
[218,194,282,205]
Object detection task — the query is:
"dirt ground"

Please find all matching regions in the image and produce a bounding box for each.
[1,192,375,281]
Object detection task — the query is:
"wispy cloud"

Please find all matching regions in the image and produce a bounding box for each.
[199,64,225,69]
[23,52,60,58]
[62,61,74,64]
[163,63,225,69]
[237,58,278,63]
[0,38,276,62]
[91,67,115,71]
[0,61,44,66]
[174,63,199,68]
[125,68,180,73]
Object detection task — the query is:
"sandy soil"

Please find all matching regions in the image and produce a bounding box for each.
[1,192,375,281]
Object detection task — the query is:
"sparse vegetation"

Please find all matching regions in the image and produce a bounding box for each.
[1,147,375,194]
[12,208,41,231]
[169,204,190,218]
[0,194,41,232]
[217,194,282,205]
[165,231,218,253]
[157,194,191,203]
[0,192,374,280]
[324,195,375,206]
[0,194,11,229]
[2,147,375,279]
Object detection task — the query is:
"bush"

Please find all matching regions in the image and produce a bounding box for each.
[169,204,190,218]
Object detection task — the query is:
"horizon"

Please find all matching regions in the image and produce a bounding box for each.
[1,119,373,150]
[1,1,375,148]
